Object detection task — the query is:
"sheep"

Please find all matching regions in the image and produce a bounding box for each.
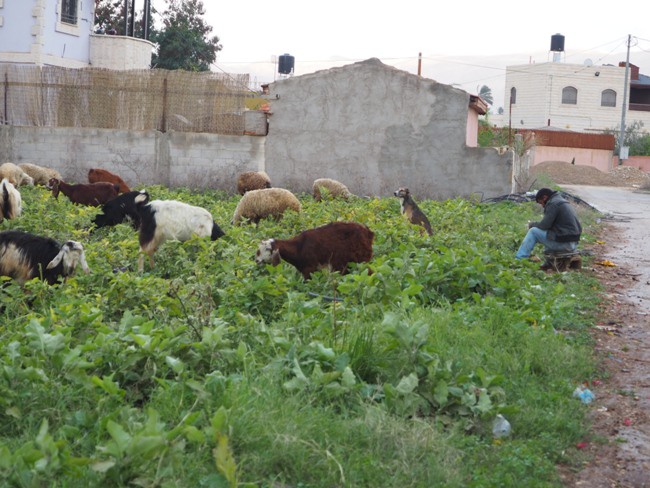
[393,187,433,236]
[236,171,271,195]
[0,178,22,222]
[232,188,301,226]
[312,178,353,201]
[0,162,34,187]
[18,163,62,186]
[88,168,131,193]
[92,190,149,230]
[255,221,374,280]
[134,192,226,272]
[0,230,90,285]
[49,178,120,207]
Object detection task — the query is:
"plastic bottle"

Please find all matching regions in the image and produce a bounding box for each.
[492,414,512,439]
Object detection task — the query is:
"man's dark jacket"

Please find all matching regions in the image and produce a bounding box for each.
[530,191,582,242]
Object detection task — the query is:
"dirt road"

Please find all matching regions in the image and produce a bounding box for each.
[560,185,650,487]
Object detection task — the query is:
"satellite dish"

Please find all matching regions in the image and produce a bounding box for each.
[583,58,593,67]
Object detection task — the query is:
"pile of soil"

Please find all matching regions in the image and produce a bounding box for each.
[531,161,650,187]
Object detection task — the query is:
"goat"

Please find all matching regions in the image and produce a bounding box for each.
[255,222,374,280]
[92,190,149,230]
[134,192,225,271]
[0,230,90,285]
[0,178,22,222]
[88,168,131,193]
[49,178,119,207]
[393,187,433,236]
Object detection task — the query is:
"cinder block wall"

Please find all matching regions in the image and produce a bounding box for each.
[0,126,265,192]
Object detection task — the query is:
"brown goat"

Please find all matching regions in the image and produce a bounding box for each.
[255,222,374,280]
[88,168,130,193]
[49,178,119,207]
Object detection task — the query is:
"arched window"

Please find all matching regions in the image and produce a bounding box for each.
[601,89,617,107]
[562,86,578,105]
[510,87,517,105]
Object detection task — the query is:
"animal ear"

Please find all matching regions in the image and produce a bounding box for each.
[271,249,281,266]
[46,248,66,269]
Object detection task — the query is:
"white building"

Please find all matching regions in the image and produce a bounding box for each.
[0,0,153,69]
[500,60,650,134]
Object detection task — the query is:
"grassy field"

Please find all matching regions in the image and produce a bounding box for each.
[0,184,602,486]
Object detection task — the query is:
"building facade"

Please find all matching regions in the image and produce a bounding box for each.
[502,60,650,134]
[0,0,152,69]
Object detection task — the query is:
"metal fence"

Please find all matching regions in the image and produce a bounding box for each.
[0,65,250,135]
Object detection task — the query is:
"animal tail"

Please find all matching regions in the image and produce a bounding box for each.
[211,221,226,240]
[1,180,9,220]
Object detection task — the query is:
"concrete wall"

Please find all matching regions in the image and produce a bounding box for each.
[265,59,512,200]
[614,155,650,172]
[90,35,154,70]
[0,126,265,192]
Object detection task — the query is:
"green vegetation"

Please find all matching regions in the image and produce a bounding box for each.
[0,185,603,486]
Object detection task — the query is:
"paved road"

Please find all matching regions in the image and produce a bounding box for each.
[562,185,650,314]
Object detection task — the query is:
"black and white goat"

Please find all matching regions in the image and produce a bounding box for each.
[133,193,225,271]
[0,230,90,285]
[0,178,22,222]
[92,190,149,230]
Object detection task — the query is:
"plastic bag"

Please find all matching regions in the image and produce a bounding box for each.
[492,414,512,438]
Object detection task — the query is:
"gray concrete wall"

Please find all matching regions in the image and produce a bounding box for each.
[266,58,512,200]
[0,126,265,192]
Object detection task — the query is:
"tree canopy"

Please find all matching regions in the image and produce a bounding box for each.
[151,0,222,71]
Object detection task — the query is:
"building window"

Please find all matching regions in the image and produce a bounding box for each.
[510,87,516,105]
[601,89,616,107]
[61,0,78,25]
[562,86,577,105]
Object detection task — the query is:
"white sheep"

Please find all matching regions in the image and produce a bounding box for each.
[236,171,272,195]
[134,193,226,272]
[0,162,34,187]
[231,188,301,225]
[312,178,353,201]
[0,178,22,222]
[18,163,62,186]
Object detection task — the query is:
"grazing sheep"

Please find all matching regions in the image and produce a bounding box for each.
[88,168,131,193]
[92,190,149,230]
[134,192,226,271]
[18,163,62,186]
[237,171,271,195]
[255,222,374,280]
[49,178,119,207]
[0,230,90,285]
[312,178,353,201]
[232,188,301,225]
[0,162,34,187]
[0,178,22,222]
[393,187,433,236]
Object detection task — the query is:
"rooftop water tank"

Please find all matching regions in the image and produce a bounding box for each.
[278,54,295,75]
[550,34,565,52]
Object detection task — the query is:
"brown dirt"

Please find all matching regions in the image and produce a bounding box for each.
[531,161,650,188]
[542,166,650,487]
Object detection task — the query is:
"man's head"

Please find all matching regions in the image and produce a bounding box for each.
[535,188,554,206]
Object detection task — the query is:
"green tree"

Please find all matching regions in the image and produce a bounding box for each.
[605,120,650,157]
[479,85,493,106]
[151,0,222,71]
[94,0,154,37]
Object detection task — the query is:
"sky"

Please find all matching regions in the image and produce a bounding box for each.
[149,0,650,110]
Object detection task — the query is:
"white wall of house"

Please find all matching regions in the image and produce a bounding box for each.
[504,61,650,133]
[0,0,95,68]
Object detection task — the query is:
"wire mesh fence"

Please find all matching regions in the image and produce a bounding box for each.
[0,65,250,134]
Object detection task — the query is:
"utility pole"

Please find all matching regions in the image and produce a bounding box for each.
[618,34,631,165]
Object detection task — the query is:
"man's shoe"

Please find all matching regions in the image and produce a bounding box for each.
[529,256,542,263]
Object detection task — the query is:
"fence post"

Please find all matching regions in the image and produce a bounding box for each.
[3,72,7,125]
[161,77,167,133]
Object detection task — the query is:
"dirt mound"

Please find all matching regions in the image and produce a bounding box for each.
[531,161,650,187]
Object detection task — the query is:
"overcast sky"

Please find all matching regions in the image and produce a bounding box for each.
[151,0,650,110]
